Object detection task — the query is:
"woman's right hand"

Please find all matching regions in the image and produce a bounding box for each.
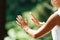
[16,15,29,30]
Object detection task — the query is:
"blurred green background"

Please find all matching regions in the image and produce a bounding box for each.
[4,0,57,40]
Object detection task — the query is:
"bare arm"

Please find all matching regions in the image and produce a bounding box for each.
[16,13,59,38]
[33,13,59,38]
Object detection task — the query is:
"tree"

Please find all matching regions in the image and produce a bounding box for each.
[0,0,6,40]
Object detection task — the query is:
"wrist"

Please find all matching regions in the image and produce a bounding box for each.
[23,26,37,34]
[23,26,29,32]
[23,26,37,37]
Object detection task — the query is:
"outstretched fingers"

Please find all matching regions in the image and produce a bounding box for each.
[30,13,40,26]
[30,13,37,22]
[16,15,28,28]
[16,21,22,27]
[17,15,24,22]
[16,15,24,27]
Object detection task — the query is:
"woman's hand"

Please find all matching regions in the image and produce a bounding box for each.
[30,13,45,26]
[16,15,28,30]
[16,15,37,37]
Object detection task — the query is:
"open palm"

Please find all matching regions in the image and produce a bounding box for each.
[16,15,28,29]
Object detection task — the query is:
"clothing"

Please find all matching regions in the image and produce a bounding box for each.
[52,25,60,40]
[51,9,60,40]
[55,9,60,16]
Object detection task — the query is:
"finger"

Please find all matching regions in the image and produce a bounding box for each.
[18,15,23,21]
[16,17,23,25]
[16,18,24,26]
[32,18,40,26]
[16,21,25,28]
[16,21,22,26]
[16,18,20,22]
[32,17,40,25]
[32,18,36,23]
[24,18,28,24]
[17,15,24,23]
[30,13,37,21]
[30,13,39,23]
[32,18,39,24]
[32,18,38,25]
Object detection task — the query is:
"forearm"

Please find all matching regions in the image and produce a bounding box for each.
[35,23,55,38]
[33,13,58,38]
[23,27,37,37]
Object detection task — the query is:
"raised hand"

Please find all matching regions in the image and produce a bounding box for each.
[16,15,28,29]
[16,15,37,35]
[30,12,45,26]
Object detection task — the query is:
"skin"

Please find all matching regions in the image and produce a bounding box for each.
[16,0,60,38]
[51,0,60,8]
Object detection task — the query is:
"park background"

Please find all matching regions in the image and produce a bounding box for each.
[4,0,57,40]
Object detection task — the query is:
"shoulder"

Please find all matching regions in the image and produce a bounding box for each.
[55,9,60,16]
